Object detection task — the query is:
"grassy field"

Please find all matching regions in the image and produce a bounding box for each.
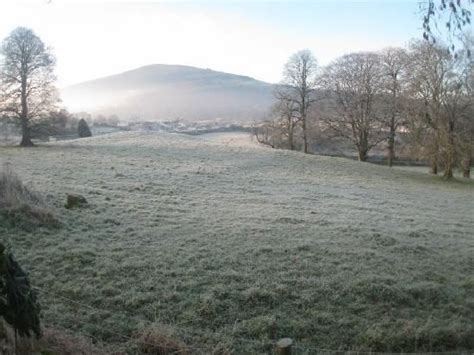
[1,131,473,354]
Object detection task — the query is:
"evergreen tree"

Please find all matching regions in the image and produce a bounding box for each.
[0,243,41,342]
[78,118,92,138]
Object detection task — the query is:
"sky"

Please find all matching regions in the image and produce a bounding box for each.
[0,0,425,87]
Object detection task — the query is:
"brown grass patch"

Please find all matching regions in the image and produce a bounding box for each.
[37,327,111,355]
[0,165,60,231]
[133,324,190,355]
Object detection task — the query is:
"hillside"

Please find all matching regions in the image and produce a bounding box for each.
[1,132,473,353]
[61,65,275,122]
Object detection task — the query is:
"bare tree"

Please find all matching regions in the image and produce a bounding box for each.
[281,49,318,153]
[440,61,472,178]
[451,40,474,178]
[0,27,57,147]
[380,47,410,167]
[407,40,473,178]
[406,41,451,174]
[320,52,386,162]
[253,120,278,148]
[407,40,464,176]
[459,100,474,178]
[272,86,300,150]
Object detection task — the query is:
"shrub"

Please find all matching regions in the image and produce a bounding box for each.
[36,327,111,355]
[78,119,92,138]
[132,324,190,355]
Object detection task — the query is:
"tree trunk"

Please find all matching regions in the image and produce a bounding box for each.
[462,166,470,178]
[20,67,33,147]
[288,124,294,150]
[357,135,369,162]
[443,164,454,179]
[387,130,395,167]
[461,154,471,178]
[20,124,33,147]
[302,116,308,153]
[430,159,438,175]
[443,127,456,180]
[358,147,368,162]
[429,139,438,175]
[429,129,441,174]
[301,91,308,153]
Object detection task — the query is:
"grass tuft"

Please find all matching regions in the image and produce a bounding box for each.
[0,165,60,231]
[132,324,190,354]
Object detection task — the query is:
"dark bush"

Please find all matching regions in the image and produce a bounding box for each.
[78,118,92,138]
[0,243,41,339]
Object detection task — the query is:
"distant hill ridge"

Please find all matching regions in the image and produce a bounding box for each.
[61,64,276,122]
[66,64,269,89]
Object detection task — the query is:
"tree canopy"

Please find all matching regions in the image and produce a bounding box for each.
[0,27,57,146]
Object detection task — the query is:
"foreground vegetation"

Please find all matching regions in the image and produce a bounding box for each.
[1,132,473,353]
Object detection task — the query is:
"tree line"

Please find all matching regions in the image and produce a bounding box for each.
[255,39,474,179]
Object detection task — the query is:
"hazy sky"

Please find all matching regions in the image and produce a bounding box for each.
[0,0,424,87]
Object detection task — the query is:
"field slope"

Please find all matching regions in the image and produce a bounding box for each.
[1,132,473,353]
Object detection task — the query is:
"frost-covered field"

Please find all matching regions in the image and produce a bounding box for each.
[1,131,473,353]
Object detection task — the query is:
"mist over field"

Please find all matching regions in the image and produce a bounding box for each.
[61,64,275,122]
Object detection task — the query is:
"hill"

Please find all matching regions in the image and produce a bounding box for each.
[61,64,276,122]
[1,132,473,353]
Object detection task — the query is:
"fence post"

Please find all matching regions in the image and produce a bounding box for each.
[275,338,293,355]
